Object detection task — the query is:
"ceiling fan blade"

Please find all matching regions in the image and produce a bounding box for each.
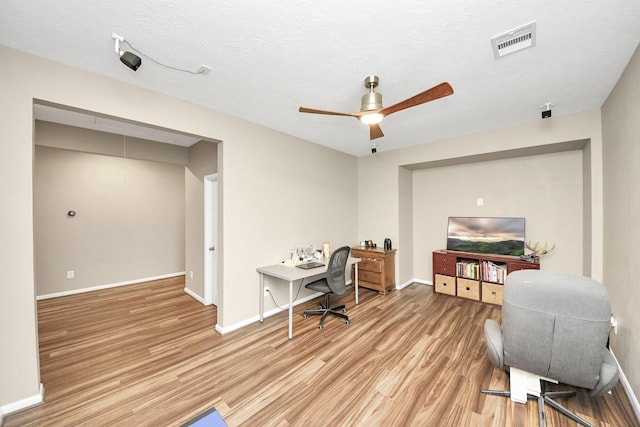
[380,82,454,117]
[299,106,360,118]
[369,123,384,140]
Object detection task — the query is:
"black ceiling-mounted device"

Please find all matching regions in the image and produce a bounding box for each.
[113,33,142,71]
[120,51,142,71]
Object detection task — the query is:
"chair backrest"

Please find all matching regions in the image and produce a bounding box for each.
[502,270,612,389]
[325,246,350,295]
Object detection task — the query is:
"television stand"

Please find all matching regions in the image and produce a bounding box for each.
[432,250,539,306]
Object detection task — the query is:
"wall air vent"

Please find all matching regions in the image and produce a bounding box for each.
[491,22,536,59]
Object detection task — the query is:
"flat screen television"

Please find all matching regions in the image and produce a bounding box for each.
[446,217,525,256]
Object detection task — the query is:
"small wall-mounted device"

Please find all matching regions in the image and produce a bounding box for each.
[112,33,142,71]
[541,102,554,119]
[67,210,76,217]
[120,51,142,71]
[371,144,377,154]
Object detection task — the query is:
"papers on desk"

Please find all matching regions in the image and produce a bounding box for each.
[282,259,296,267]
[509,367,558,403]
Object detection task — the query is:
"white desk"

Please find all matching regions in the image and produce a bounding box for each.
[257,257,361,339]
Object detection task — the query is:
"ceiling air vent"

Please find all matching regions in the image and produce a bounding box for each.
[491,22,536,59]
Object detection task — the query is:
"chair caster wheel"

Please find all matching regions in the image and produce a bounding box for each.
[346,320,350,325]
[303,314,307,319]
[343,308,347,313]
[319,325,324,330]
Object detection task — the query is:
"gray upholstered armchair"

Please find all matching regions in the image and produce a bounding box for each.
[482,269,619,427]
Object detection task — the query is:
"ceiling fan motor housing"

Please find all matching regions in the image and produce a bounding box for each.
[361,75,382,112]
[361,91,383,112]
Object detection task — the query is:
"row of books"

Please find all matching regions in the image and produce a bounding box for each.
[482,260,507,284]
[456,260,480,280]
[455,259,507,284]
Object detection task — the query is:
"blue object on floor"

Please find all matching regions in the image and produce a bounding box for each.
[181,407,227,427]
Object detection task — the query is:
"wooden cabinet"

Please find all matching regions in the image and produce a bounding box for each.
[351,246,397,294]
[432,250,539,306]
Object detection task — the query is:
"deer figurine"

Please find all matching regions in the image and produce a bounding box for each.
[525,241,556,257]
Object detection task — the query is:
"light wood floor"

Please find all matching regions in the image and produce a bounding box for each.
[6,276,639,426]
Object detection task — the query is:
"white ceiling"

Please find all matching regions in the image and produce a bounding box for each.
[2,1,640,157]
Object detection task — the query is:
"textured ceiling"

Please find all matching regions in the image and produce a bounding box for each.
[2,1,640,156]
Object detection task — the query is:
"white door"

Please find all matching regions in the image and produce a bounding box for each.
[204,174,218,306]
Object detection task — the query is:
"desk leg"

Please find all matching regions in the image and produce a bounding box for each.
[355,263,359,305]
[259,272,264,323]
[288,280,294,340]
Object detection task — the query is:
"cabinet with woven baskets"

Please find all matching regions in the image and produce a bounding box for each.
[432,250,539,306]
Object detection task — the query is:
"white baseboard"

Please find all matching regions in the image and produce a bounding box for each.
[37,272,186,300]
[1,383,44,417]
[610,349,640,422]
[398,278,432,289]
[215,291,324,335]
[184,286,205,304]
[215,281,358,335]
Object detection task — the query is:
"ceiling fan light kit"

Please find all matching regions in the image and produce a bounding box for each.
[299,75,454,143]
[360,113,383,125]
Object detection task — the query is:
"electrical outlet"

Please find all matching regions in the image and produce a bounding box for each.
[67,270,75,279]
[190,271,194,279]
[264,287,270,297]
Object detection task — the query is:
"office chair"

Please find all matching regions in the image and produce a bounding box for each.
[482,270,618,427]
[303,245,351,330]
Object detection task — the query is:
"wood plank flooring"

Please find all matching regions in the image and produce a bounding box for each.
[5,276,639,426]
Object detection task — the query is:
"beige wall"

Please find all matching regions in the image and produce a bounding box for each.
[35,120,190,165]
[222,127,358,318]
[0,45,358,409]
[602,43,640,402]
[36,120,219,300]
[412,149,584,281]
[34,144,185,295]
[185,140,218,298]
[358,112,604,287]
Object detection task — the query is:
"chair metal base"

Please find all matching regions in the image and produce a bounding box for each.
[482,380,594,427]
[303,294,349,330]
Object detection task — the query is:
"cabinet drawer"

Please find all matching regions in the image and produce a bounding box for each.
[434,274,456,296]
[358,269,381,284]
[433,252,455,265]
[359,258,382,273]
[457,278,480,300]
[482,282,504,305]
[433,262,456,275]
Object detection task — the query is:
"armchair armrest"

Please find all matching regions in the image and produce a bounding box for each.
[484,319,504,370]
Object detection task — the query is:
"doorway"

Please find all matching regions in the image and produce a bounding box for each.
[204,173,218,306]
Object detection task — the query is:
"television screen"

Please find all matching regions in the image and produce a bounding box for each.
[446,217,525,256]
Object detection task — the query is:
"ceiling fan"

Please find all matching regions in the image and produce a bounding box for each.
[299,76,454,140]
